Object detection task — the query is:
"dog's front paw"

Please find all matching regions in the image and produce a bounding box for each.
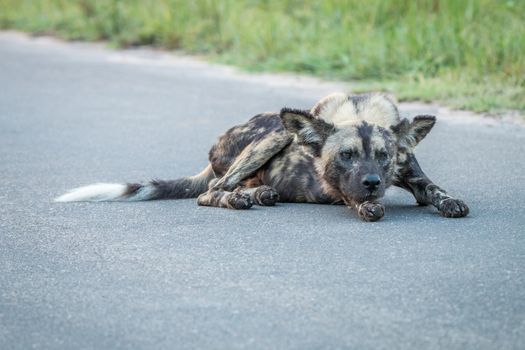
[438,198,469,218]
[357,202,385,222]
[228,192,253,210]
[254,186,279,206]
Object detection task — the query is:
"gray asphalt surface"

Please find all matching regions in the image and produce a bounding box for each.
[1,32,524,350]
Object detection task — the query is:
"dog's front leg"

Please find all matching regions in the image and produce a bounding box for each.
[395,153,469,218]
[353,201,385,222]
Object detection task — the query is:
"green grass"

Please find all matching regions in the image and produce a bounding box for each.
[1,0,523,114]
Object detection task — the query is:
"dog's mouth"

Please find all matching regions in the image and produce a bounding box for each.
[363,193,378,201]
[342,192,379,207]
[358,190,383,203]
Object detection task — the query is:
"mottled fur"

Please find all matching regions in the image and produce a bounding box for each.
[56,92,468,221]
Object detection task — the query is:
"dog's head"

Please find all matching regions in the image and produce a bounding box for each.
[281,93,435,205]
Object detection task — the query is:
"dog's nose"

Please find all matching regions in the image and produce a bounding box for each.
[362,174,381,190]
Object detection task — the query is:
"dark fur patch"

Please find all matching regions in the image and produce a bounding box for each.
[357,122,374,158]
[349,94,368,113]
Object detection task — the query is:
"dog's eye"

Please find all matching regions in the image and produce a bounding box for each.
[340,151,353,160]
[376,151,388,162]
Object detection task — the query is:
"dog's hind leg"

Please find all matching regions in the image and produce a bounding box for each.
[198,131,290,210]
[238,185,280,206]
[197,185,279,209]
[212,131,292,191]
[197,188,253,209]
[394,152,469,218]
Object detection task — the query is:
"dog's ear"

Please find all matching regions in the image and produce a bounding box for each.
[391,115,436,148]
[280,108,335,147]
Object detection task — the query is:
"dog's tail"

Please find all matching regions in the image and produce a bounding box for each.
[54,164,215,202]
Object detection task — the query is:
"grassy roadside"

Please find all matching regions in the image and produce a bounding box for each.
[1,0,523,114]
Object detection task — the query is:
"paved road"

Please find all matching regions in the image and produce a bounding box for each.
[1,32,524,350]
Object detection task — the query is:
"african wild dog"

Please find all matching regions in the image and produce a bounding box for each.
[56,92,469,221]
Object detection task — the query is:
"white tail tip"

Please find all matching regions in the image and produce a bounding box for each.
[54,183,127,202]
